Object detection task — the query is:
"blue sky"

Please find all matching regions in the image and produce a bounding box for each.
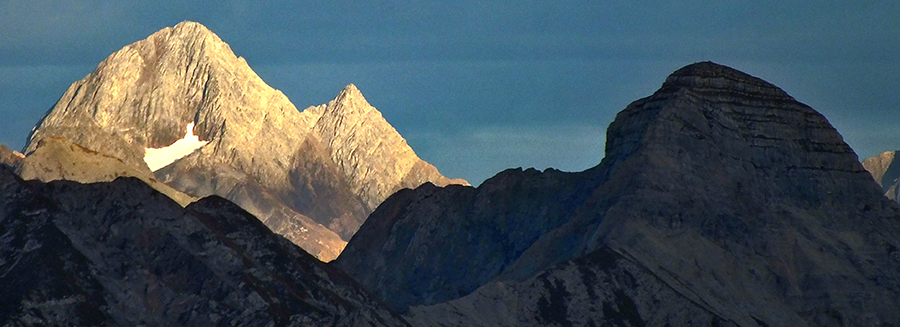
[2,1,899,185]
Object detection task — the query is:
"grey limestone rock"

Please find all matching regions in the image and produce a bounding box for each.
[336,62,900,326]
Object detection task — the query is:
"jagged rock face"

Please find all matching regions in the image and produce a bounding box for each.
[311,85,466,210]
[0,166,408,326]
[336,62,900,326]
[25,22,247,169]
[24,21,462,261]
[862,150,900,202]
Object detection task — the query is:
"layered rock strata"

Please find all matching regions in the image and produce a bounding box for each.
[335,62,900,326]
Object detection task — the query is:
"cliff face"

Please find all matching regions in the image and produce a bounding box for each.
[0,165,408,326]
[336,62,900,326]
[23,21,462,261]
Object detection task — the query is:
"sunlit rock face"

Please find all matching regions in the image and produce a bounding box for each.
[862,150,900,203]
[337,62,900,326]
[311,84,468,210]
[24,21,462,261]
[0,144,23,169]
[0,166,408,326]
[18,136,196,206]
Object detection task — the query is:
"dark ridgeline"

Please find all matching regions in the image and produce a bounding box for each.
[0,165,408,326]
[335,62,900,326]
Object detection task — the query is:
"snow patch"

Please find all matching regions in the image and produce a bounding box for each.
[144,122,209,171]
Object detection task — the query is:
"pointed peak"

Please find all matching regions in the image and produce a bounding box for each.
[336,83,365,101]
[169,21,216,38]
[139,21,224,52]
[164,21,221,41]
[660,61,792,99]
[331,83,372,110]
[342,83,360,93]
[174,20,207,29]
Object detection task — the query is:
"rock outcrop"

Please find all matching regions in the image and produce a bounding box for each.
[24,21,462,261]
[0,144,23,169]
[862,150,900,203]
[18,136,196,206]
[335,62,900,326]
[0,165,408,326]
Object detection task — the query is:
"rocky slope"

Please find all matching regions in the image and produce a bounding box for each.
[17,136,196,206]
[335,62,900,326]
[333,167,605,312]
[862,150,900,203]
[0,144,23,169]
[0,165,408,326]
[23,21,462,261]
[406,248,733,327]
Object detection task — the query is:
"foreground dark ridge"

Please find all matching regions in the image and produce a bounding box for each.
[335,61,900,326]
[0,165,407,326]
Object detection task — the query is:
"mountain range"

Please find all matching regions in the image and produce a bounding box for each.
[2,21,900,327]
[335,62,900,326]
[18,21,464,261]
[0,165,406,326]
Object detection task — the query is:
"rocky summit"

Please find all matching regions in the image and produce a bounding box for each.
[0,166,408,326]
[335,62,900,326]
[23,21,462,261]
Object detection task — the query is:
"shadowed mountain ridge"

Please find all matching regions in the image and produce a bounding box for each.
[336,62,900,326]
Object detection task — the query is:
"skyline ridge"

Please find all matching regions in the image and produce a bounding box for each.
[5,3,898,185]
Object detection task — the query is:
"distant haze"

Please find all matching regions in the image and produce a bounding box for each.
[2,1,899,185]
